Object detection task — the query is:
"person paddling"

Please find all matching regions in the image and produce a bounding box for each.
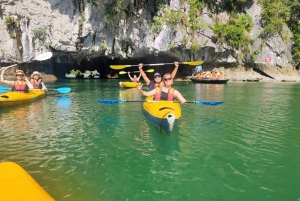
[128,72,141,83]
[30,71,47,91]
[137,73,186,104]
[139,61,179,90]
[0,67,33,93]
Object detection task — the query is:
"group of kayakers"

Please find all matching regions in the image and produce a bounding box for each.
[193,65,225,80]
[0,67,47,93]
[135,61,187,104]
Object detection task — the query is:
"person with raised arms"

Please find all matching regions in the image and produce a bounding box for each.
[0,67,33,93]
[139,61,179,90]
[137,73,186,104]
[127,72,141,83]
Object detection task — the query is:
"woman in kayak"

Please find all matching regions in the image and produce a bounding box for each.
[30,71,48,91]
[137,73,186,104]
[0,67,33,93]
[128,72,141,83]
[138,61,179,90]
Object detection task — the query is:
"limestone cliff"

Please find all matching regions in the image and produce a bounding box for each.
[0,0,299,81]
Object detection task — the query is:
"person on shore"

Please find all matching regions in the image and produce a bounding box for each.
[0,67,33,93]
[137,73,186,104]
[128,72,141,83]
[30,71,48,91]
[139,61,179,90]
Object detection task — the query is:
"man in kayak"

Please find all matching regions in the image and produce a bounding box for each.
[30,71,48,91]
[0,67,33,93]
[137,73,186,104]
[128,72,141,82]
[138,61,179,90]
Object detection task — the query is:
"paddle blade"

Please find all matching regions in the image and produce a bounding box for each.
[0,86,10,90]
[182,61,204,66]
[110,65,131,70]
[195,100,224,106]
[0,88,9,93]
[55,87,71,94]
[146,69,154,72]
[98,99,126,104]
[119,71,127,74]
[34,52,53,61]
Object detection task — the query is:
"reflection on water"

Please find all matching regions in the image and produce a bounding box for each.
[0,81,300,201]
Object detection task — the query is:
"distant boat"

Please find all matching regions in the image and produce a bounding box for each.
[65,70,100,79]
[83,70,100,79]
[190,77,229,84]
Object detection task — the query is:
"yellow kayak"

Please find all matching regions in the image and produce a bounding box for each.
[0,162,55,201]
[143,96,181,134]
[0,89,46,107]
[119,81,141,88]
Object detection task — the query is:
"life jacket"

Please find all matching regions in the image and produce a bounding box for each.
[12,80,29,93]
[132,78,137,82]
[30,78,43,89]
[154,87,174,101]
[149,80,164,90]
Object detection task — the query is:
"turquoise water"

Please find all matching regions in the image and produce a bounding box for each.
[0,80,300,201]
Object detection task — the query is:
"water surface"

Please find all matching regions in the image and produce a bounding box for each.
[0,80,299,201]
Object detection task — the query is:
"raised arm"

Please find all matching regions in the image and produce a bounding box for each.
[170,61,179,79]
[24,76,33,89]
[0,67,14,85]
[127,72,133,81]
[139,63,150,86]
[137,84,156,96]
[137,73,142,80]
[41,82,48,91]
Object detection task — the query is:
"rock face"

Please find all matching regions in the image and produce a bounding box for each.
[0,0,299,81]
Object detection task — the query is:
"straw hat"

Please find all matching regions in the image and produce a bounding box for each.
[14,70,25,76]
[31,71,41,78]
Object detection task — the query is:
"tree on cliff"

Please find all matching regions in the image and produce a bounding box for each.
[212,13,253,66]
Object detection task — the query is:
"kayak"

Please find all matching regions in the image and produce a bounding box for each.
[119,81,141,88]
[143,96,181,134]
[0,89,46,107]
[0,162,55,201]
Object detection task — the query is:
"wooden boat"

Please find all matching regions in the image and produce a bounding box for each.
[143,96,181,134]
[119,82,141,88]
[190,77,229,84]
[0,89,46,107]
[0,162,55,201]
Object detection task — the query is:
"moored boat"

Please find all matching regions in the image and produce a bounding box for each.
[143,96,181,134]
[190,77,229,84]
[0,89,46,107]
[119,82,141,88]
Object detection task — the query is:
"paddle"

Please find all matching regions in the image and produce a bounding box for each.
[54,87,71,94]
[0,86,71,94]
[2,52,53,70]
[110,61,204,70]
[98,99,224,106]
[119,69,154,74]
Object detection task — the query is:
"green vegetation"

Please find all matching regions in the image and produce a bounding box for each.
[9,33,16,39]
[101,43,107,51]
[4,16,19,29]
[104,0,125,25]
[212,13,253,64]
[87,0,97,7]
[33,29,47,41]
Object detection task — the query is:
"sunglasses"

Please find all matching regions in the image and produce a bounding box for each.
[164,77,172,81]
[154,76,161,79]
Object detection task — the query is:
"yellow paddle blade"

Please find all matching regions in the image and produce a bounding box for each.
[146,69,154,72]
[182,61,204,66]
[119,71,127,74]
[110,65,131,70]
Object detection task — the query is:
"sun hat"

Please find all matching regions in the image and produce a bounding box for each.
[154,72,161,77]
[31,71,41,78]
[14,70,25,76]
